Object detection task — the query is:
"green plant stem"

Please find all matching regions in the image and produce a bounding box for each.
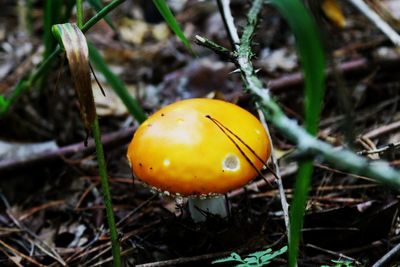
[0,0,126,116]
[92,117,121,267]
[81,0,125,32]
[76,3,121,266]
[43,0,62,59]
[267,2,326,266]
[76,0,84,28]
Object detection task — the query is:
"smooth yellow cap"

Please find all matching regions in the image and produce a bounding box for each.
[127,98,271,196]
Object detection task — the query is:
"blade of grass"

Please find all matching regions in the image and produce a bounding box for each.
[52,21,121,266]
[92,118,122,267]
[43,0,63,58]
[76,0,84,28]
[76,1,121,265]
[152,0,193,53]
[88,43,147,123]
[87,0,117,31]
[269,1,326,266]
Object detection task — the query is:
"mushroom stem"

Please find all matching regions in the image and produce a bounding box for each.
[187,196,228,222]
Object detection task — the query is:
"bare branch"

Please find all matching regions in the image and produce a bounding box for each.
[196,0,400,188]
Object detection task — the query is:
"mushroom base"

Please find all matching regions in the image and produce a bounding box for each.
[187,196,228,222]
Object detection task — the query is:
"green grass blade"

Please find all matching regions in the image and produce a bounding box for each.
[43,0,63,58]
[52,21,121,266]
[270,0,325,135]
[269,1,326,266]
[87,0,117,31]
[152,0,193,53]
[88,43,147,123]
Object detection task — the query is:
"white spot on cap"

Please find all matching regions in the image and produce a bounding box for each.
[222,154,240,172]
[163,159,171,167]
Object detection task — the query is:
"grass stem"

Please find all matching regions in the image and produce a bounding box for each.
[76,0,84,28]
[76,1,121,266]
[92,118,122,267]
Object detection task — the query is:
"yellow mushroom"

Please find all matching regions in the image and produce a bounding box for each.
[127,98,272,221]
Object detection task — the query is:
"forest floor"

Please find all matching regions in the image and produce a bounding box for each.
[1,1,400,266]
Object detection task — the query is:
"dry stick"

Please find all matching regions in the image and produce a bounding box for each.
[371,242,400,267]
[216,0,240,50]
[0,246,24,267]
[0,239,45,267]
[91,247,135,267]
[257,107,291,242]
[0,126,136,174]
[306,243,360,265]
[135,236,288,267]
[228,163,298,198]
[6,211,67,266]
[363,120,400,140]
[347,0,400,46]
[196,0,400,187]
[135,251,233,267]
[358,141,400,156]
[269,57,368,92]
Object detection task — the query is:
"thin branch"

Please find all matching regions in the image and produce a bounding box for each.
[363,120,400,140]
[371,242,400,267]
[196,2,400,188]
[258,106,290,241]
[358,141,400,156]
[348,0,400,47]
[216,0,240,50]
[0,126,135,174]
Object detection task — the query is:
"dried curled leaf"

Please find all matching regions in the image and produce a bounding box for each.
[52,23,95,137]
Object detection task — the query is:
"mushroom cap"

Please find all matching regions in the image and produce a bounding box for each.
[127,98,272,196]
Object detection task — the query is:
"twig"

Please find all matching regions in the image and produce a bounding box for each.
[91,247,135,267]
[0,239,45,267]
[216,0,240,50]
[363,120,400,140]
[306,243,360,265]
[196,4,400,189]
[371,242,400,267]
[257,106,291,241]
[135,250,244,267]
[358,141,400,156]
[18,199,65,220]
[347,0,400,47]
[0,126,136,174]
[6,211,67,266]
[0,246,24,267]
[228,163,298,198]
[116,195,157,227]
[194,35,235,61]
[269,57,369,91]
